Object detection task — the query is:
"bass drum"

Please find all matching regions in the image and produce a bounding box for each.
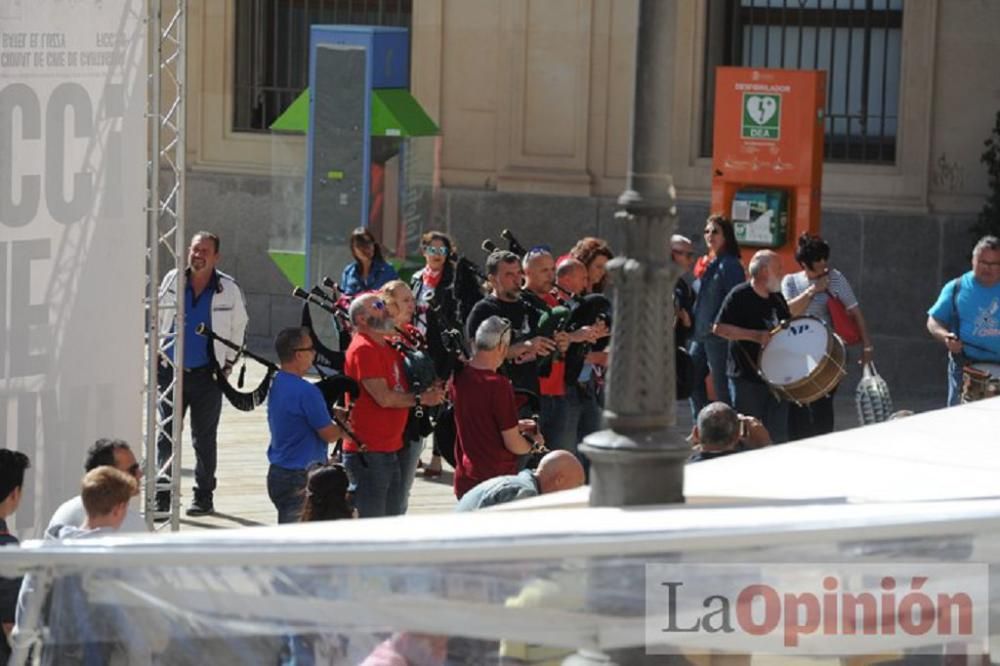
[758,316,847,405]
[433,403,457,468]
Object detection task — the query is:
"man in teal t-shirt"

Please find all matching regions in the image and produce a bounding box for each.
[927,235,1000,406]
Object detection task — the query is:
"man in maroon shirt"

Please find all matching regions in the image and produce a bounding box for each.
[344,293,445,517]
[452,316,544,499]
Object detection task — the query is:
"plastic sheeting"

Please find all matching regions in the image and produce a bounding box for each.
[3,499,1000,664]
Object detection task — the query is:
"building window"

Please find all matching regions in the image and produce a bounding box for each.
[701,0,902,164]
[233,0,412,133]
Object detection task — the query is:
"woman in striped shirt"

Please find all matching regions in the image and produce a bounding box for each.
[781,233,874,439]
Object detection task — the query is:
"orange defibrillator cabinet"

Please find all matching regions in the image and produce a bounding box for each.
[711,67,826,268]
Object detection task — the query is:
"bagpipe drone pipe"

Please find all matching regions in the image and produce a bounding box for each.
[195,324,370,465]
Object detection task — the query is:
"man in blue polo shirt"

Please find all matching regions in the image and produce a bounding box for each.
[927,235,1000,406]
[157,232,248,516]
[267,327,345,523]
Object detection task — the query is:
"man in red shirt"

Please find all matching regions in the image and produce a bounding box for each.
[452,315,544,499]
[344,293,445,517]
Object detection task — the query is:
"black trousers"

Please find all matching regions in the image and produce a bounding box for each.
[156,365,223,501]
[788,391,835,441]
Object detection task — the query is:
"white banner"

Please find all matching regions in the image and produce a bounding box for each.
[0,0,146,536]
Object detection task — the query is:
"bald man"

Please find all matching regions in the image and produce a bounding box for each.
[455,450,585,511]
[713,250,791,443]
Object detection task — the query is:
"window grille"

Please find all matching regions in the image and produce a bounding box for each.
[233,0,412,133]
[701,0,902,164]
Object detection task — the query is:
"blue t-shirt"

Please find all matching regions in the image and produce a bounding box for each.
[267,371,332,470]
[928,272,1000,362]
[339,258,398,295]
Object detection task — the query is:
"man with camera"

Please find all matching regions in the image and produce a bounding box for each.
[688,402,772,462]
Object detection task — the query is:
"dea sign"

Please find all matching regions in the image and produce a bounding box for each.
[741,93,781,140]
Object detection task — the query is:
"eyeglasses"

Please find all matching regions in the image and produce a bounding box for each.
[704,228,720,236]
[423,245,449,257]
[978,260,1000,268]
[672,249,696,258]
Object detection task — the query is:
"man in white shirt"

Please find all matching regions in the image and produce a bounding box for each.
[47,439,147,533]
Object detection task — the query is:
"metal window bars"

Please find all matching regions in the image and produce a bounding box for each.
[145,0,187,532]
[701,0,903,164]
[232,0,412,133]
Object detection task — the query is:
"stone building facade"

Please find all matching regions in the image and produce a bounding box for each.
[180,0,1000,397]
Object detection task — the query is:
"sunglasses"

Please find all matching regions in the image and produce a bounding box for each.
[423,245,449,257]
[127,463,142,477]
[371,300,386,311]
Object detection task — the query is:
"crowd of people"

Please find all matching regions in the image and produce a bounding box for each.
[1,222,998,660]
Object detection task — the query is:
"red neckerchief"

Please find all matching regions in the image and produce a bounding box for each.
[422,267,443,289]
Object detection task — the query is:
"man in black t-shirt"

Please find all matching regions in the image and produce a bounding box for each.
[465,250,556,394]
[713,250,791,443]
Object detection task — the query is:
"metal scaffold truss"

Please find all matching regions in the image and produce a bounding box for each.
[144,0,187,532]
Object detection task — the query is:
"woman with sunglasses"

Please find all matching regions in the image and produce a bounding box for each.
[339,227,398,296]
[781,232,873,439]
[689,215,745,419]
[409,231,456,330]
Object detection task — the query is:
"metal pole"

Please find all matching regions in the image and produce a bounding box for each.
[144,0,187,532]
[570,3,689,662]
[144,0,163,531]
[579,0,689,509]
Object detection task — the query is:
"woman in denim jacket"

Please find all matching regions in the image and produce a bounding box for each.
[340,227,399,296]
[689,215,745,419]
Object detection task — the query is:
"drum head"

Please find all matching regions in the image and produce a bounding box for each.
[970,363,1000,379]
[759,317,831,386]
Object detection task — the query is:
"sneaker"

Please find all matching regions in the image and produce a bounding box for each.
[155,491,170,513]
[186,498,214,516]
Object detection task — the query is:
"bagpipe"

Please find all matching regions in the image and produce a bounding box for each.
[291,281,350,372]
[433,386,548,470]
[195,323,371,464]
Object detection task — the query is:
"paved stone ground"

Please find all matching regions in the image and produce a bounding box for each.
[157,362,943,532]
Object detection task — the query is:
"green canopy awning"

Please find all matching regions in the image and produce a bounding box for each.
[269,88,439,137]
[269,90,310,133]
[370,88,439,137]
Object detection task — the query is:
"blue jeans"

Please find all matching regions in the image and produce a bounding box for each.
[948,354,964,407]
[540,394,572,452]
[564,383,603,474]
[688,336,732,421]
[267,465,308,524]
[343,451,403,518]
[397,438,423,515]
[730,377,789,444]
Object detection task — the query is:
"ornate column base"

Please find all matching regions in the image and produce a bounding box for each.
[580,427,690,507]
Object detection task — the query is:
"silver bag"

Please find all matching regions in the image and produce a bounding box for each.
[856,361,893,425]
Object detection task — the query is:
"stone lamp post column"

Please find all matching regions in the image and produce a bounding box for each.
[579,0,690,508]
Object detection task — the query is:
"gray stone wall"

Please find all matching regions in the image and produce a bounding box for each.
[187,170,980,402]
